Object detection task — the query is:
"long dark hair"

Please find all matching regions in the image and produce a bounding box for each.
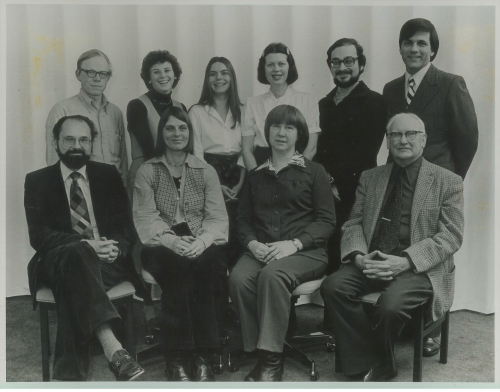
[155,107,194,157]
[193,57,242,129]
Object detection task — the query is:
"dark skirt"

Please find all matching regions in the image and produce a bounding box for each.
[141,223,227,351]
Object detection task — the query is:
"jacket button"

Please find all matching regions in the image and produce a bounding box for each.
[273,228,278,232]
[274,211,278,215]
[273,195,278,199]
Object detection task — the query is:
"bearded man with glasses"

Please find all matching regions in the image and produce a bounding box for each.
[45,49,128,186]
[315,38,387,275]
[320,113,464,381]
[25,115,150,381]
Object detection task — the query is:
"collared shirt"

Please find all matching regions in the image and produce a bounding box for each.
[243,86,320,148]
[133,154,228,250]
[60,161,100,240]
[189,104,245,167]
[46,89,128,184]
[256,151,306,174]
[404,62,432,98]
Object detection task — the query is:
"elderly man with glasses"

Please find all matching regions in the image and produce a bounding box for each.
[45,49,128,185]
[314,38,387,275]
[320,113,464,382]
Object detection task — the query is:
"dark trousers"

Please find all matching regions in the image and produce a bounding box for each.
[326,197,355,275]
[141,244,226,352]
[320,263,433,376]
[41,241,126,381]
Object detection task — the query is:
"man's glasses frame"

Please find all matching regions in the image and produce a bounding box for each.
[61,136,92,147]
[78,69,111,79]
[387,131,425,142]
[327,57,359,68]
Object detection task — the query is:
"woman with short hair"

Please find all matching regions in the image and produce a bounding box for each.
[229,105,336,381]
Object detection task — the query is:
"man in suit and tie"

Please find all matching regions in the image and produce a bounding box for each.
[320,113,464,381]
[24,115,150,381]
[383,18,478,180]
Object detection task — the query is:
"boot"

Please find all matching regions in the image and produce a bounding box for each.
[259,350,284,382]
[192,352,215,381]
[244,360,261,381]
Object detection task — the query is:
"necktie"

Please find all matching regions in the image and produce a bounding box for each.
[69,172,93,239]
[370,169,404,254]
[406,77,416,107]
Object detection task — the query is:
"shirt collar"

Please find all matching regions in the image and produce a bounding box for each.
[60,161,88,182]
[205,105,234,123]
[405,62,432,91]
[264,85,294,100]
[78,89,108,112]
[393,155,423,185]
[255,151,306,173]
[146,153,206,169]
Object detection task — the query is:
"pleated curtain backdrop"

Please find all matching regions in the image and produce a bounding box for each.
[5,4,495,315]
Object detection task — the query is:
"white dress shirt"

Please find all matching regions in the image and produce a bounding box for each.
[243,86,320,148]
[189,104,245,167]
[60,162,100,240]
[404,62,432,97]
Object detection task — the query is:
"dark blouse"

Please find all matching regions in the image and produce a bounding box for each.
[126,89,187,160]
[237,158,336,251]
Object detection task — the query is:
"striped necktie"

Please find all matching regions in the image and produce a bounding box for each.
[69,172,93,239]
[406,76,416,107]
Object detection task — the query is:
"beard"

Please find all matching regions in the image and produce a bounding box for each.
[56,147,91,170]
[334,70,360,88]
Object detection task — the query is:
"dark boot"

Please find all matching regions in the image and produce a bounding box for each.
[244,360,261,381]
[192,353,215,381]
[165,357,191,381]
[259,350,284,382]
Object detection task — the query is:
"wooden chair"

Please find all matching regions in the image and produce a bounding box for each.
[36,281,136,381]
[334,291,450,382]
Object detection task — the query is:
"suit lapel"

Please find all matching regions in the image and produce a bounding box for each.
[409,64,440,114]
[410,159,435,239]
[367,164,393,245]
[86,162,105,232]
[48,162,72,231]
[392,75,407,113]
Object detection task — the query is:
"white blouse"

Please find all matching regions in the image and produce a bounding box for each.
[243,86,320,148]
[189,104,245,159]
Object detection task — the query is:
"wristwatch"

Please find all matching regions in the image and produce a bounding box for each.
[292,238,302,251]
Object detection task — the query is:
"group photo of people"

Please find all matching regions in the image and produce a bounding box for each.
[3,2,495,385]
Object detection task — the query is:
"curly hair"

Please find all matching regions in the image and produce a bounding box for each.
[140,50,182,90]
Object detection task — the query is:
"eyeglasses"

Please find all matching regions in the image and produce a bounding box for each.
[328,57,358,68]
[61,136,92,147]
[78,69,111,79]
[387,131,424,142]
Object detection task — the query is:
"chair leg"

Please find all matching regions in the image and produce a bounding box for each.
[39,304,50,382]
[334,345,342,374]
[412,305,424,382]
[125,296,135,358]
[440,311,450,364]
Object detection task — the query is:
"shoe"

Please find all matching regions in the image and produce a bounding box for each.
[423,337,440,357]
[244,360,262,381]
[165,358,191,381]
[108,349,145,381]
[344,371,368,382]
[258,350,284,382]
[192,355,215,381]
[363,365,397,382]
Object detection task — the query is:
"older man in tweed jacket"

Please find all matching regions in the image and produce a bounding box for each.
[320,113,464,382]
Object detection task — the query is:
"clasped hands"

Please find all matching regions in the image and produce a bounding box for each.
[354,250,411,281]
[82,237,120,263]
[221,184,243,202]
[248,240,297,264]
[172,236,206,259]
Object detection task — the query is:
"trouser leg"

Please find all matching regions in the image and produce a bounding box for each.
[371,270,433,372]
[42,242,125,380]
[320,262,379,375]
[142,245,224,351]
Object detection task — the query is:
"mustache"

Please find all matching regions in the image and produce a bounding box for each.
[335,70,352,76]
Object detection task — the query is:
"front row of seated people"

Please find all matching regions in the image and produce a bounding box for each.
[24,108,464,382]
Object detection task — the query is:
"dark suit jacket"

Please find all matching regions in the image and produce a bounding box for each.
[383,64,478,179]
[24,161,150,308]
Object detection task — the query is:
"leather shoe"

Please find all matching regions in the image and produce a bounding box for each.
[108,349,145,381]
[192,355,215,381]
[244,360,262,381]
[423,337,440,357]
[364,365,397,382]
[259,350,284,382]
[166,358,191,381]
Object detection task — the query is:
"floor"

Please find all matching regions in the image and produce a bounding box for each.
[5,295,495,384]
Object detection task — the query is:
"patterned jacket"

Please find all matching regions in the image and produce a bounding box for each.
[341,159,464,321]
[133,154,228,249]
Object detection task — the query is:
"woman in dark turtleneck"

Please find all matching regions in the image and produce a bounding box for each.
[127,50,187,196]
